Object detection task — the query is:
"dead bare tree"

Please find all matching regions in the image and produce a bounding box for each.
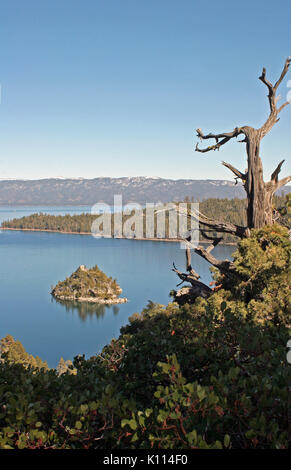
[172,58,291,301]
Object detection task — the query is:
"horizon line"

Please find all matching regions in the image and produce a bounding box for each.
[0,176,240,182]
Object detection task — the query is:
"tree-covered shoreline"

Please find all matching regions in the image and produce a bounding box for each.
[1,195,289,244]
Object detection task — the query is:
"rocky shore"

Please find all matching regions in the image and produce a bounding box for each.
[52,294,128,304]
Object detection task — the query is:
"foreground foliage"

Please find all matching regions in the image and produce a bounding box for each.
[0,226,290,449]
[0,336,48,371]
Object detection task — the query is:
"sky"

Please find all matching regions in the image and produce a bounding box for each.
[0,0,290,181]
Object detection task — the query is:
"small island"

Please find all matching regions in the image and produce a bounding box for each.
[51,265,128,304]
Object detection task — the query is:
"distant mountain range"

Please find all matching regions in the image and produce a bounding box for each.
[0,177,289,206]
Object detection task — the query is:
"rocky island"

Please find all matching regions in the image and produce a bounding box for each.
[51,265,127,304]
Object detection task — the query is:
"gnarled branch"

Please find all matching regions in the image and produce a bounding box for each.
[200,230,223,252]
[185,246,200,279]
[172,231,236,303]
[271,159,285,183]
[174,205,249,238]
[195,127,243,153]
[266,159,291,193]
[276,175,291,191]
[172,262,212,298]
[191,232,236,277]
[194,245,236,276]
[222,161,246,181]
[222,161,247,186]
[259,57,291,138]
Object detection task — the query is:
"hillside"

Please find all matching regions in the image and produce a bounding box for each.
[0,177,248,205]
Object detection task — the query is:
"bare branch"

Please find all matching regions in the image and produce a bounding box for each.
[196,128,242,141]
[195,127,243,153]
[184,230,236,280]
[173,230,235,301]
[184,243,200,279]
[274,57,291,90]
[266,159,290,193]
[276,175,291,191]
[174,205,248,238]
[259,58,291,137]
[271,159,285,182]
[200,231,223,253]
[278,101,291,113]
[222,161,247,183]
[259,67,274,95]
[186,246,192,271]
[194,245,236,276]
[172,263,212,298]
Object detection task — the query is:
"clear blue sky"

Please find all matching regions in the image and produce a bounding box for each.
[0,0,290,180]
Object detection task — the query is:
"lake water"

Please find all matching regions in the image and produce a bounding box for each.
[0,205,94,224]
[0,207,235,368]
[0,204,140,224]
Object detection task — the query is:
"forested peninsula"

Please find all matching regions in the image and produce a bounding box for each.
[1,196,289,244]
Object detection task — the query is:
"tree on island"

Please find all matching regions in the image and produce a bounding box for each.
[51,265,127,304]
[173,58,291,300]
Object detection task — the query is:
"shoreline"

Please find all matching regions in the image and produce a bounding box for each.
[52,294,128,304]
[0,226,237,246]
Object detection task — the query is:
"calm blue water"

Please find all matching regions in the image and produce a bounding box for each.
[0,204,141,224]
[0,208,235,368]
[0,205,93,224]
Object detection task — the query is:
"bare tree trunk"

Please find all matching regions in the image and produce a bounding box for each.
[171,58,291,302]
[196,58,291,230]
[244,130,266,228]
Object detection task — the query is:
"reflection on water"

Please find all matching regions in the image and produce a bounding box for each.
[51,296,120,321]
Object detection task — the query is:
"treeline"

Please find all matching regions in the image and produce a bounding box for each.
[0,335,76,376]
[1,195,289,243]
[0,335,48,371]
[2,212,96,234]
